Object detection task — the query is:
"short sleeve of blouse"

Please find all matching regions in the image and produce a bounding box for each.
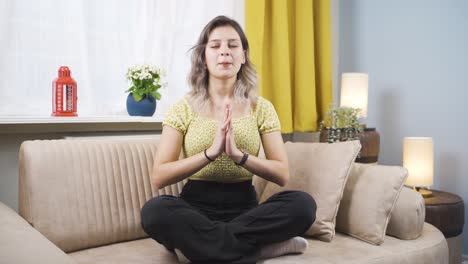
[256,97,281,134]
[162,98,192,135]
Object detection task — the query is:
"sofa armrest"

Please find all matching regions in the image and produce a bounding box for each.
[0,202,75,264]
[386,186,425,240]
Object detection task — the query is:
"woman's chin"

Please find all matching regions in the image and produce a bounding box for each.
[212,72,237,81]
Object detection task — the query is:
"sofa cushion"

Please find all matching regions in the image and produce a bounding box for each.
[386,186,425,240]
[259,223,448,264]
[260,141,361,242]
[68,224,448,264]
[335,163,407,245]
[69,238,177,264]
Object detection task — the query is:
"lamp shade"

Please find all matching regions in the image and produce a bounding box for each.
[403,137,434,187]
[340,73,368,118]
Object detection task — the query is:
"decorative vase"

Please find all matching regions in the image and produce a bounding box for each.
[355,128,380,163]
[126,93,156,116]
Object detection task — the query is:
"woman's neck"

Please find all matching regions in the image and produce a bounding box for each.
[208,77,236,105]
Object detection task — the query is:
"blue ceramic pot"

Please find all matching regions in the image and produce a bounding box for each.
[126,93,156,116]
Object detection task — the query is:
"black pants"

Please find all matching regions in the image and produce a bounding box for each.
[141,180,316,264]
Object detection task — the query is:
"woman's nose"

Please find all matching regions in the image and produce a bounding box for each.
[220,46,231,56]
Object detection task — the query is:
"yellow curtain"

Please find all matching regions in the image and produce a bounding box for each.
[246,0,332,133]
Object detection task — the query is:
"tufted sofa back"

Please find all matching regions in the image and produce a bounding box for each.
[18,138,267,253]
[19,139,175,252]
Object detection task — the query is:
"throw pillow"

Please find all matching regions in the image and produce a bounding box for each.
[260,141,361,242]
[386,186,425,240]
[335,163,408,245]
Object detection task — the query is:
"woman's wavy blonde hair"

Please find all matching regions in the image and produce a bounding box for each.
[187,16,257,112]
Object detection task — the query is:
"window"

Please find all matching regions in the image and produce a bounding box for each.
[0,0,244,118]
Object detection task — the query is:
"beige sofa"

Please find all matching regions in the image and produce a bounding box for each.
[0,139,449,264]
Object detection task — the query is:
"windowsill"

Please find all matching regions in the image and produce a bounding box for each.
[0,116,163,134]
[0,116,163,124]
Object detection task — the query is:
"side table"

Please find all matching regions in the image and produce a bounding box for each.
[424,190,465,264]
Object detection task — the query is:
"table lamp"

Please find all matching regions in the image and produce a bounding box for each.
[340,73,380,163]
[403,137,434,197]
[340,73,368,118]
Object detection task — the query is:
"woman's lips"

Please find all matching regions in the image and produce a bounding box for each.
[218,62,233,69]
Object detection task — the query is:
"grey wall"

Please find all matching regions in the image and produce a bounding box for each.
[340,0,468,254]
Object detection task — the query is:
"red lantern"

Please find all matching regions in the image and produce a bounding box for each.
[52,66,78,117]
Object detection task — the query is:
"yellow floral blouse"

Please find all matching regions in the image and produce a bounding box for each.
[162,96,281,182]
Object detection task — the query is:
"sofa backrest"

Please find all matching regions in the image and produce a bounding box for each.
[19,139,186,253]
[19,138,268,253]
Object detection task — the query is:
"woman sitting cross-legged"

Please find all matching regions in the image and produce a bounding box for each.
[140,15,316,264]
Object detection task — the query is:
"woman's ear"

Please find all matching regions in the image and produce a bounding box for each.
[242,51,246,64]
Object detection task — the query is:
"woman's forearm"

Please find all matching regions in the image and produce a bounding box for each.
[239,153,289,186]
[154,151,288,188]
[153,152,211,189]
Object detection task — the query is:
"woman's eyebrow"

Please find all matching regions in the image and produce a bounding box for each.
[208,39,241,42]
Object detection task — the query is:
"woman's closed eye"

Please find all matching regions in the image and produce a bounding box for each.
[210,45,238,49]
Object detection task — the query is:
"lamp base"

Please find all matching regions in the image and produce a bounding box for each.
[415,187,433,198]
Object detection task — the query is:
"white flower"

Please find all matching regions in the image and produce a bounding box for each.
[126,64,168,100]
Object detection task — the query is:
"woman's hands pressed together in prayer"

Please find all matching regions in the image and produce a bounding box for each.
[206,104,244,164]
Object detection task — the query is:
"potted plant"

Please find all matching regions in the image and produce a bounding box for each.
[319,105,362,143]
[125,64,167,116]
